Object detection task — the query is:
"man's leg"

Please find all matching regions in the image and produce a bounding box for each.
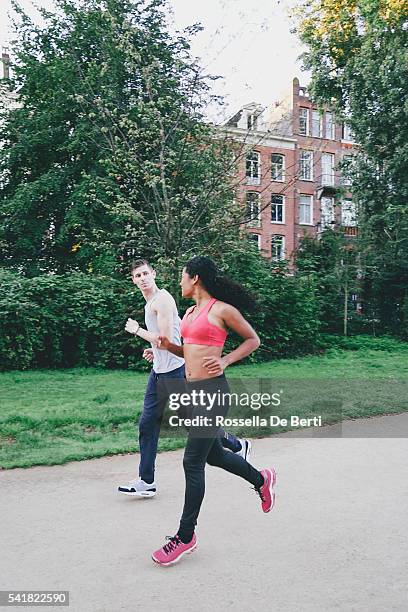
[219,429,242,452]
[138,364,185,482]
[138,370,161,484]
[118,369,160,496]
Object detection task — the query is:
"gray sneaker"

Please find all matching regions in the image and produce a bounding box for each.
[118,478,157,497]
[236,439,252,462]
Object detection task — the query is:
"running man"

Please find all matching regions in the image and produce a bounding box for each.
[118,259,251,498]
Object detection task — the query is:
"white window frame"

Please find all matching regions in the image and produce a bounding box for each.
[341,155,353,186]
[271,153,285,182]
[247,113,258,131]
[342,123,355,142]
[246,151,261,185]
[320,197,335,230]
[341,200,357,227]
[321,153,335,186]
[325,112,335,140]
[299,194,314,225]
[311,110,322,138]
[299,150,313,181]
[271,194,285,224]
[299,108,309,136]
[246,192,261,228]
[248,233,261,250]
[271,235,285,261]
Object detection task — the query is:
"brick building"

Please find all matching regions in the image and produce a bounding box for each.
[225,78,357,262]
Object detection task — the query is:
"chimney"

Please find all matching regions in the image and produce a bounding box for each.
[2,48,10,80]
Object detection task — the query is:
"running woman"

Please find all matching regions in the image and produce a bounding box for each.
[151,256,276,566]
[118,259,250,498]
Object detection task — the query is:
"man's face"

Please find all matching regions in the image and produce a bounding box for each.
[180,268,195,298]
[132,264,156,291]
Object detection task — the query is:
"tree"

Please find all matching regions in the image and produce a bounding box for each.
[296,230,361,335]
[293,0,408,336]
[0,0,246,287]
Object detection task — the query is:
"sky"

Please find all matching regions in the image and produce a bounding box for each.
[0,0,309,121]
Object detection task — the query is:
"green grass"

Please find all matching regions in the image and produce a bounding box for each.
[1,335,408,469]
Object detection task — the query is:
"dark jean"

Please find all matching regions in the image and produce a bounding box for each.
[177,375,263,543]
[138,366,242,483]
[139,364,186,483]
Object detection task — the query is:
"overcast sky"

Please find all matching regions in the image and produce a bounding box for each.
[0,0,309,121]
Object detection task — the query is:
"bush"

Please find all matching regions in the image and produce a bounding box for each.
[219,247,322,361]
[0,254,323,370]
[0,270,147,370]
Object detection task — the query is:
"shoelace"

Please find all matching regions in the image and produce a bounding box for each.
[163,535,182,555]
[252,486,265,503]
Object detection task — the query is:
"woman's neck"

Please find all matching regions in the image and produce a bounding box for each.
[193,287,212,308]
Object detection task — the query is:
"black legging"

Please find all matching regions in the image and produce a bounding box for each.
[177,375,263,543]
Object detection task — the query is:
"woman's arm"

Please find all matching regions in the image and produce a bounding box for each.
[203,305,260,375]
[157,335,184,358]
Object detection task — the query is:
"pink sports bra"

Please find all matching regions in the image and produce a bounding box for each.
[180,298,227,347]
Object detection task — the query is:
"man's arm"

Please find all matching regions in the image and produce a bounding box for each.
[155,295,174,340]
[125,294,175,346]
[125,318,159,345]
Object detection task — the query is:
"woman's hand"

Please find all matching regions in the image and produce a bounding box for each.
[202,356,228,376]
[142,348,154,363]
[157,335,171,350]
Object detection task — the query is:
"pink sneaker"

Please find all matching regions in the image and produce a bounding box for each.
[152,534,197,566]
[256,468,277,513]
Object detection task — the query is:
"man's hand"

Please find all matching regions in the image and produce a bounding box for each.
[143,348,154,363]
[202,356,228,376]
[125,318,139,335]
[157,335,171,350]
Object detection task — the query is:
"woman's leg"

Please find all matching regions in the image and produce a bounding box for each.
[177,433,217,543]
[177,430,264,543]
[206,434,263,487]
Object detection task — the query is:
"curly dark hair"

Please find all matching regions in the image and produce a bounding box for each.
[184,256,257,313]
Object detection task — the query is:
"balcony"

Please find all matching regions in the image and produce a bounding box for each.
[316,174,337,199]
[342,226,358,237]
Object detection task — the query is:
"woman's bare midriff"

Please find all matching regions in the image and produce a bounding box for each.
[183,344,223,380]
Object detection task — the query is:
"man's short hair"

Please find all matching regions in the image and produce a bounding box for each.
[131,259,153,273]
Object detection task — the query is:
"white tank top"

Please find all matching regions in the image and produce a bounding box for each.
[144,289,185,374]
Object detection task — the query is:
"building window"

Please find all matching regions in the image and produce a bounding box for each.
[342,123,355,142]
[320,197,335,230]
[271,154,285,181]
[321,153,335,186]
[271,194,285,224]
[341,155,353,186]
[246,192,261,228]
[299,108,309,136]
[248,233,261,250]
[325,112,334,139]
[341,200,357,226]
[299,150,313,180]
[246,151,260,185]
[271,235,285,261]
[299,194,313,225]
[311,110,322,137]
[247,113,258,131]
